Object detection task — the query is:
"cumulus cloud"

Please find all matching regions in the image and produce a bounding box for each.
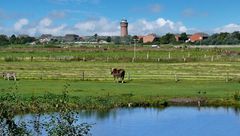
[39,18,52,27]
[14,18,29,31]
[74,17,188,36]
[74,18,119,36]
[214,24,240,33]
[129,18,188,35]
[10,17,190,36]
[13,18,67,36]
[38,24,67,35]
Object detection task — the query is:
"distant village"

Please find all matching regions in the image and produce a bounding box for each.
[33,19,210,45]
[0,19,240,46]
[37,32,208,45]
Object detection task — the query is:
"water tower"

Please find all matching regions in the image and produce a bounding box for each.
[120,19,128,37]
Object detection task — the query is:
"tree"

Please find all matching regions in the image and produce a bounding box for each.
[179,33,188,43]
[160,33,176,44]
[9,35,17,44]
[132,35,138,40]
[112,36,121,44]
[106,36,112,43]
[121,35,132,45]
[0,35,9,46]
[94,33,98,42]
[138,38,143,44]
[198,32,240,45]
[15,35,36,44]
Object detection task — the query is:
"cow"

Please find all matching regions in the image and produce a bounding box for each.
[2,72,17,81]
[111,68,125,83]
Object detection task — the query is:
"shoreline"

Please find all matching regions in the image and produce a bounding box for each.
[1,95,240,115]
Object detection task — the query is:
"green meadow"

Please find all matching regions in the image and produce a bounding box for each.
[0,46,240,113]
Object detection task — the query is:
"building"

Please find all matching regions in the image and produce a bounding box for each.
[39,34,53,43]
[175,35,180,42]
[120,19,128,37]
[143,34,157,43]
[64,34,80,42]
[189,33,208,42]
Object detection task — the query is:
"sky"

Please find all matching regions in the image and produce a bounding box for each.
[0,0,240,36]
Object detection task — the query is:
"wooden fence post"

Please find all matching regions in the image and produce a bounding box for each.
[175,73,179,82]
[82,71,85,81]
[40,71,44,80]
[204,54,207,59]
[225,72,229,83]
[183,57,186,62]
[128,72,131,81]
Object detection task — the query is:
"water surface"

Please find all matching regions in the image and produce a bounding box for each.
[16,107,240,136]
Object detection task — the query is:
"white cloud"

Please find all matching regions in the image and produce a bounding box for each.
[35,18,67,35]
[39,18,52,27]
[14,18,29,31]
[74,17,119,36]
[129,18,188,35]
[39,24,67,35]
[9,17,190,36]
[12,18,67,36]
[214,24,240,33]
[74,17,188,36]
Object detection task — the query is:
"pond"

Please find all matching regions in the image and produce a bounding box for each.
[14,107,240,136]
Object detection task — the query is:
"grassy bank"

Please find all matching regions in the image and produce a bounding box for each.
[0,79,240,114]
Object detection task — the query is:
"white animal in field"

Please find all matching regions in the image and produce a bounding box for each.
[2,72,17,81]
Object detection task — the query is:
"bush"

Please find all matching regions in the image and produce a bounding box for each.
[233,91,240,101]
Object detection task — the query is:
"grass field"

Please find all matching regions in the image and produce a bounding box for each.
[0,46,240,113]
[0,61,240,81]
[0,79,239,99]
[0,46,239,63]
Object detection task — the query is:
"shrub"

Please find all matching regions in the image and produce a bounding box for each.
[233,91,240,101]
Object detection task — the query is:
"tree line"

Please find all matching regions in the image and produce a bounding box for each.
[196,31,240,45]
[0,34,36,46]
[1,31,240,46]
[114,31,240,45]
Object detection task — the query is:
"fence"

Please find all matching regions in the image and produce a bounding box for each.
[12,71,240,82]
[1,54,240,63]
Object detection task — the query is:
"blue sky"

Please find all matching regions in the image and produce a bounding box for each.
[0,0,240,36]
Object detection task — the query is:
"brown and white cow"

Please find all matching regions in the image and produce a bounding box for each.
[111,68,125,83]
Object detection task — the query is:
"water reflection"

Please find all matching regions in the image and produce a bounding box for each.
[3,107,240,136]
